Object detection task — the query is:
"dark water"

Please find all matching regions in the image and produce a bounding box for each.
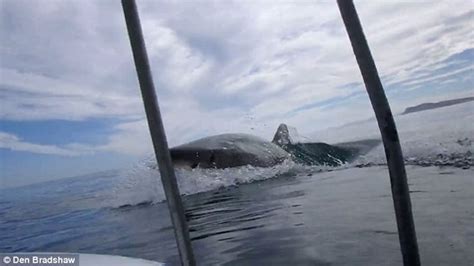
[1,166,473,265]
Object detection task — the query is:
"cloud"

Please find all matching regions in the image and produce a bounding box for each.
[98,119,152,156]
[0,131,90,156]
[0,0,473,157]
[0,123,150,157]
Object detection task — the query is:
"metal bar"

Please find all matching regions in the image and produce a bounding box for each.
[121,1,196,265]
[336,1,421,265]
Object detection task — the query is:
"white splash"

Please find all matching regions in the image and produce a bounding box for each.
[106,157,328,207]
[313,101,474,165]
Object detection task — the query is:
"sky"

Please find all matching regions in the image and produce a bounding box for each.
[1,0,473,188]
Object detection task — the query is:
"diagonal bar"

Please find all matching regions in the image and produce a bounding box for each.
[336,1,421,265]
[121,0,196,265]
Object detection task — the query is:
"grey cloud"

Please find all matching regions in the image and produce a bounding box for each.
[0,0,473,155]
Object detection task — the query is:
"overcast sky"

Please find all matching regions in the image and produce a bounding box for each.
[1,0,473,187]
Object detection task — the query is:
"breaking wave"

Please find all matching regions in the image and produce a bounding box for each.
[106,157,334,208]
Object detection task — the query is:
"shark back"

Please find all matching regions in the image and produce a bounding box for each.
[170,134,289,169]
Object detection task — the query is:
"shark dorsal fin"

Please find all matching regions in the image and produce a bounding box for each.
[272,123,292,146]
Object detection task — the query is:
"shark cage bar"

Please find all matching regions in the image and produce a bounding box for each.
[121,0,196,265]
[121,0,420,265]
[337,0,421,265]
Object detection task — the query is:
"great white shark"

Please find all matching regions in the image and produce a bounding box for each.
[168,124,380,169]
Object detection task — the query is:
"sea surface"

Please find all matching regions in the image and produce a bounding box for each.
[1,102,473,265]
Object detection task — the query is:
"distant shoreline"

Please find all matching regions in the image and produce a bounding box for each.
[402,96,474,115]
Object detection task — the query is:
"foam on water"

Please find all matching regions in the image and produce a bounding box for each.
[106,157,332,207]
[313,101,474,166]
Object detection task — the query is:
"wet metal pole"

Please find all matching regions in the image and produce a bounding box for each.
[121,1,196,265]
[336,1,420,265]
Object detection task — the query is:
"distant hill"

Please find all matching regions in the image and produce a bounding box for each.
[402,96,474,115]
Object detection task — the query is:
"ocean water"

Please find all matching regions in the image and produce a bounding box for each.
[1,102,473,265]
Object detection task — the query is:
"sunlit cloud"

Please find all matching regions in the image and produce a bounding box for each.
[0,131,89,156]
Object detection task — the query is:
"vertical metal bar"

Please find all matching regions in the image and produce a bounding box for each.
[121,1,196,265]
[336,1,421,265]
